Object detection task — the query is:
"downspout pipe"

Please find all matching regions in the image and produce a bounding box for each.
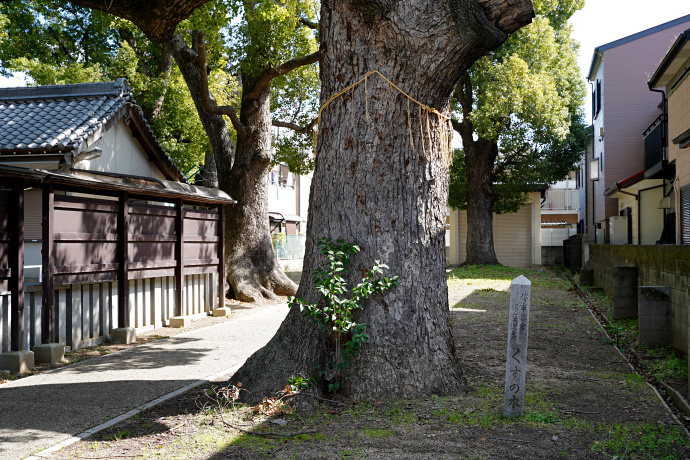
[647,83,667,243]
[647,84,666,111]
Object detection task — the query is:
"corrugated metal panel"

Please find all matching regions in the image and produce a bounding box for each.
[681,185,690,244]
[456,210,468,264]
[452,203,534,268]
[25,189,42,241]
[494,205,533,268]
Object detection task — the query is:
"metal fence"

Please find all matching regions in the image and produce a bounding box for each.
[273,234,306,260]
[541,227,576,247]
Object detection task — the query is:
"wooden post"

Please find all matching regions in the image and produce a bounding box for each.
[41,182,55,343]
[175,199,185,317]
[503,275,531,418]
[9,182,25,351]
[218,204,225,309]
[117,192,129,328]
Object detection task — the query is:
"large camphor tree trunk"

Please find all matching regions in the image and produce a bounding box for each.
[452,74,501,265]
[463,136,501,265]
[221,78,297,301]
[170,33,297,302]
[232,0,533,401]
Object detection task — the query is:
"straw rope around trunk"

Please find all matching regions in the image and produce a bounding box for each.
[314,70,453,166]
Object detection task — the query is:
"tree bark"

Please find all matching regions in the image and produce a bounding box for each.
[231,0,533,401]
[464,137,500,265]
[48,0,213,42]
[170,33,297,302]
[452,72,501,265]
[201,150,218,189]
[222,76,298,302]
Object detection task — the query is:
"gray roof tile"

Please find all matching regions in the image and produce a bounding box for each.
[0,78,185,182]
[0,80,130,153]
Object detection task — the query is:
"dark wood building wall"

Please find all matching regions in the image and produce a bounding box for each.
[0,180,226,352]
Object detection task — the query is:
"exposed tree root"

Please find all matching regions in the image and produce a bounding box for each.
[229,265,297,302]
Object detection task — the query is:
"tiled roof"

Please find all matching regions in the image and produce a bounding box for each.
[0,79,129,152]
[0,79,186,182]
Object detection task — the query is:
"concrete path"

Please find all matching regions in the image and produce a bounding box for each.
[0,303,289,460]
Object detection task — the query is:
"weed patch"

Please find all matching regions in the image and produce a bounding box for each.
[591,422,690,459]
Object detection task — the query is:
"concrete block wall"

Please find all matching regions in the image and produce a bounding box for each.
[586,244,690,352]
[0,273,217,352]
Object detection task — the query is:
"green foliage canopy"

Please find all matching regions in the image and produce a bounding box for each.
[0,0,320,177]
[0,0,213,172]
[225,0,320,175]
[449,0,588,214]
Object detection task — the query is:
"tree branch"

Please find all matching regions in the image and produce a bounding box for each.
[148,41,175,120]
[452,72,474,140]
[39,0,213,42]
[272,118,317,135]
[454,72,473,119]
[299,17,318,30]
[47,27,76,63]
[244,50,320,102]
[197,32,247,140]
[118,28,152,78]
[493,144,531,177]
[475,0,534,35]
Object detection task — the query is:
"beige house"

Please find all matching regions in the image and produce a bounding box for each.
[648,28,690,244]
[603,171,665,245]
[447,192,542,268]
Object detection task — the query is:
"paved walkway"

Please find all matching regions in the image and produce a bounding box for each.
[0,303,289,460]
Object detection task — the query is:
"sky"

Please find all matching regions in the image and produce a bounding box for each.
[1,1,690,104]
[570,0,689,120]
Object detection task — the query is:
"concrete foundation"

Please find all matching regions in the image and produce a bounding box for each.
[168,316,191,328]
[111,327,136,344]
[212,307,231,317]
[33,343,65,364]
[0,350,35,374]
[580,268,594,286]
[638,286,670,346]
[614,265,638,320]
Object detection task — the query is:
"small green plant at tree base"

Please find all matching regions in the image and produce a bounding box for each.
[287,375,315,392]
[289,238,399,393]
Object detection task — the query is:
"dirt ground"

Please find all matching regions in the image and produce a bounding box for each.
[50,266,690,459]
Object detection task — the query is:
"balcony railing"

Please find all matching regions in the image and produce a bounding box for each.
[541,189,578,211]
[643,114,667,176]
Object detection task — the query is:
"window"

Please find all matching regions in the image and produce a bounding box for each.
[681,184,690,244]
[592,79,602,119]
[596,80,601,116]
[590,159,599,180]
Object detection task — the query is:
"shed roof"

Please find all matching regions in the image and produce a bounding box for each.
[0,164,235,205]
[0,79,186,182]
